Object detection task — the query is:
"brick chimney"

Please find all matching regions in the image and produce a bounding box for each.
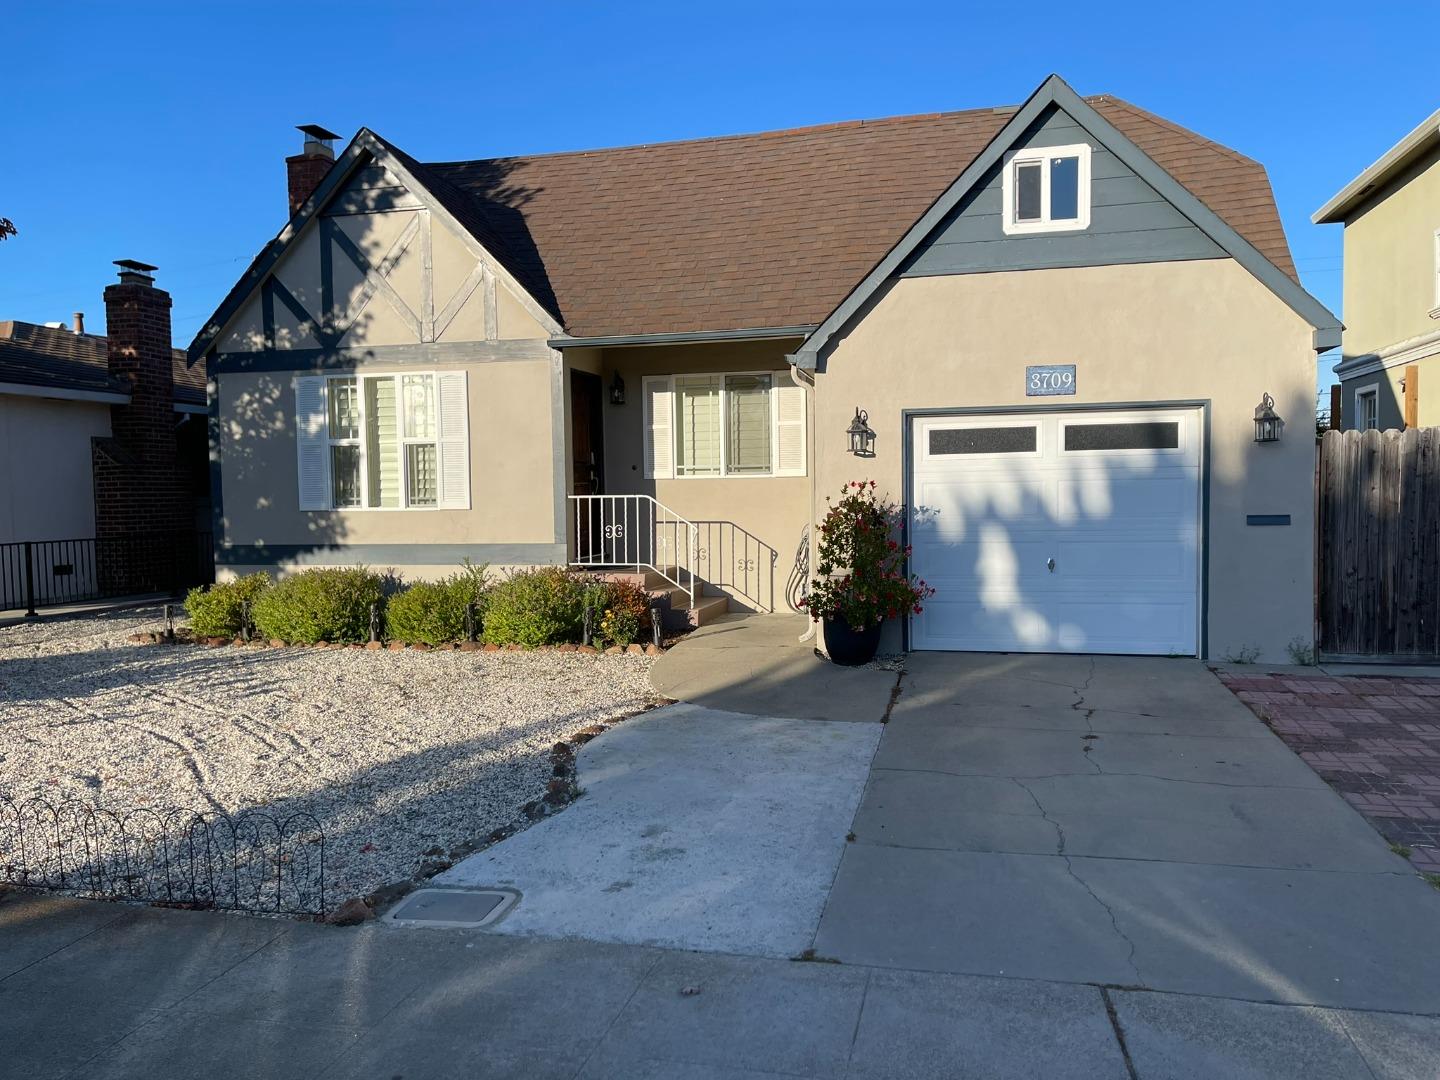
[94,260,180,540]
[286,124,339,217]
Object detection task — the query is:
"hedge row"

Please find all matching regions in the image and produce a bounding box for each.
[183,564,659,648]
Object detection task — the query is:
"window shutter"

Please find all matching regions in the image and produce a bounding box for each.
[435,371,470,509]
[643,375,674,479]
[294,376,331,510]
[772,381,807,477]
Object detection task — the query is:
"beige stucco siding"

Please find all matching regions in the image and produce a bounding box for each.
[816,259,1317,662]
[0,395,111,543]
[216,357,557,554]
[1340,144,1440,359]
[597,339,809,612]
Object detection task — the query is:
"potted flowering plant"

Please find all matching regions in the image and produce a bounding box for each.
[799,480,935,666]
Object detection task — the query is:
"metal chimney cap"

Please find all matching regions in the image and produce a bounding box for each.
[114,259,158,273]
[297,124,341,141]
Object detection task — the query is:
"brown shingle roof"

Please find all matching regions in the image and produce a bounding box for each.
[424,95,1296,339]
[0,321,204,406]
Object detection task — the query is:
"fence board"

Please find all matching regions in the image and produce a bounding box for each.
[1318,428,1440,660]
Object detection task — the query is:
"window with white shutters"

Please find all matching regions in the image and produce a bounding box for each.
[293,370,469,510]
[641,370,805,479]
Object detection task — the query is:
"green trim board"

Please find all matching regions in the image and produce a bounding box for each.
[213,339,555,373]
[790,75,1340,370]
[549,326,816,349]
[217,542,567,567]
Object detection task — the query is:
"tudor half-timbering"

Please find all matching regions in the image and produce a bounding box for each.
[190,76,1338,661]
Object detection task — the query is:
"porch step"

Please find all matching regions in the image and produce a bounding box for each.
[687,594,730,628]
[591,569,671,591]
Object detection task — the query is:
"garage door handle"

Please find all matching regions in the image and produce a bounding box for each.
[1046,557,1055,573]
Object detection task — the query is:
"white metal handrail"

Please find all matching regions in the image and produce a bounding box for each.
[568,494,698,609]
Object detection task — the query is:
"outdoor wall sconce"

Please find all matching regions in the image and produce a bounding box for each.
[1253,392,1284,443]
[609,372,626,406]
[847,408,876,457]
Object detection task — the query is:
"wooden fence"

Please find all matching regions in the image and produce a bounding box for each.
[1317,427,1440,661]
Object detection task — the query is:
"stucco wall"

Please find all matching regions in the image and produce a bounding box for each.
[1341,144,1440,359]
[216,356,559,561]
[815,259,1317,662]
[0,395,110,543]
[598,339,809,613]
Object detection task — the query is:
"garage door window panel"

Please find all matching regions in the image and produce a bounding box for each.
[928,426,1038,456]
[1063,421,1181,453]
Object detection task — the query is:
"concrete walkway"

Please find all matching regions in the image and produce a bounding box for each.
[437,702,880,956]
[815,653,1440,1013]
[7,887,1440,1079]
[650,612,899,722]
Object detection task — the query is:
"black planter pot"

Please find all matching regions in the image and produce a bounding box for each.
[823,617,883,666]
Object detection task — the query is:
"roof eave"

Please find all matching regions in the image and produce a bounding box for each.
[1313,109,1440,224]
[548,325,817,349]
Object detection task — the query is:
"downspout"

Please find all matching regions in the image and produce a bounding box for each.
[788,358,818,644]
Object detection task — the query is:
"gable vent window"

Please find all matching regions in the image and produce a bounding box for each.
[642,370,806,479]
[294,371,469,511]
[1002,143,1091,235]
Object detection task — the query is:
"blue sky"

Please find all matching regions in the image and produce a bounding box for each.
[0,1,1430,385]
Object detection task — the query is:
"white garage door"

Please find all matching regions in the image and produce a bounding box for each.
[909,408,1201,655]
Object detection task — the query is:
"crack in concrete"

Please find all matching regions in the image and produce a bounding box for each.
[1070,657,1104,774]
[1065,856,1143,985]
[1012,778,1066,855]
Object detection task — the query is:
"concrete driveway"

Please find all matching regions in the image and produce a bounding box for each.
[814,653,1440,1012]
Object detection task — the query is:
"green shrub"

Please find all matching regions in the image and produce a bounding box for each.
[481,567,586,646]
[593,579,654,647]
[251,566,388,644]
[386,564,489,645]
[184,573,271,638]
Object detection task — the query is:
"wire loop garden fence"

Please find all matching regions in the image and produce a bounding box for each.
[0,796,326,916]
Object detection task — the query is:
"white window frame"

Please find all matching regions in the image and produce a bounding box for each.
[325,378,364,508]
[1430,227,1440,319]
[643,370,806,480]
[1354,383,1380,431]
[301,370,465,511]
[1001,143,1092,236]
[676,370,771,478]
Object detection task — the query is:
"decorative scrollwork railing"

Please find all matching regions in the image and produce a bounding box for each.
[0,796,326,916]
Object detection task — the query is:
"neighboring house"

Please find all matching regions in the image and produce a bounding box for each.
[190,75,1337,662]
[0,278,208,543]
[1315,107,1440,430]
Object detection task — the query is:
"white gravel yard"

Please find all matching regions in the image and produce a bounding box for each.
[0,607,660,905]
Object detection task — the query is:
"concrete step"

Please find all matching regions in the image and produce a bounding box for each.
[687,594,730,628]
[590,569,672,590]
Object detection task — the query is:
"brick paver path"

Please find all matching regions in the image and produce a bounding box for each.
[1218,672,1440,874]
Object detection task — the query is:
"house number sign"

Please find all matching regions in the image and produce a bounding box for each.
[1026,364,1076,396]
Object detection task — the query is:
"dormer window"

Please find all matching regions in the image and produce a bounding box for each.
[1002,143,1091,235]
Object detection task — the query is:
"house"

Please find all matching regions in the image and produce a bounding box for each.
[1315,107,1440,430]
[0,267,211,607]
[189,75,1337,662]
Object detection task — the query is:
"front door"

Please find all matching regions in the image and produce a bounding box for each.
[571,371,604,561]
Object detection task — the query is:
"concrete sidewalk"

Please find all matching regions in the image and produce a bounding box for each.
[5,887,1439,1079]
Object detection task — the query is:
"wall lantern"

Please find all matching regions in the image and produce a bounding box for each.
[847,407,876,457]
[609,372,626,406]
[1253,392,1284,443]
